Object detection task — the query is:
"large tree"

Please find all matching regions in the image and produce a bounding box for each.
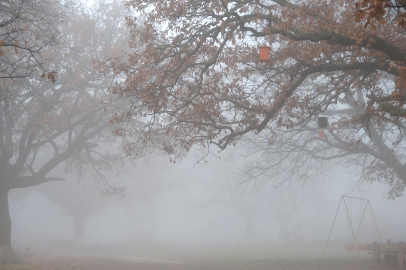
[107,0,406,191]
[0,1,131,263]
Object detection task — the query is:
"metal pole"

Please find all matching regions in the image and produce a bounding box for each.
[322,196,343,257]
[353,198,369,244]
[342,195,369,201]
[368,200,382,243]
[343,197,360,256]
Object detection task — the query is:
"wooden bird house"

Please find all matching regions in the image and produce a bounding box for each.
[259,46,271,62]
[318,117,328,128]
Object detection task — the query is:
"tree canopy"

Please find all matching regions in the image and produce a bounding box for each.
[106,0,406,193]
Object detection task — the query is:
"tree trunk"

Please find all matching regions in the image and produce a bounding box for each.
[244,213,254,238]
[0,188,22,264]
[72,215,85,241]
[277,217,290,243]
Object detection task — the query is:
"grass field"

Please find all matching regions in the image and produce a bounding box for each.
[0,242,400,270]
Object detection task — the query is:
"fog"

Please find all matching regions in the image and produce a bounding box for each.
[7,149,406,262]
[1,0,405,268]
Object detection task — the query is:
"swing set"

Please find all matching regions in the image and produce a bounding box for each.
[322,195,382,256]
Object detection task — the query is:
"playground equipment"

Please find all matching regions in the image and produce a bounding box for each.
[322,195,381,257]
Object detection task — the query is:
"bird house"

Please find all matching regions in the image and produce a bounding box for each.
[318,117,328,128]
[259,46,271,62]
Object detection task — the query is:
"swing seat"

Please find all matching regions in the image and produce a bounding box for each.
[345,244,355,250]
[357,243,366,250]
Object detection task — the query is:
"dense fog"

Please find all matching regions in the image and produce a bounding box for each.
[8,149,406,260]
[1,0,406,268]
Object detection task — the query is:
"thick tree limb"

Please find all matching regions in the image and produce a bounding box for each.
[380,103,406,117]
[6,176,65,190]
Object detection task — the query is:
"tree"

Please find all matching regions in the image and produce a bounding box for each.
[228,190,258,238]
[236,146,322,242]
[235,81,406,199]
[0,0,61,87]
[108,0,406,191]
[261,182,317,242]
[177,156,260,239]
[39,178,118,241]
[0,1,131,263]
[0,0,63,263]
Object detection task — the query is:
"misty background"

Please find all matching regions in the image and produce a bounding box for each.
[8,148,406,259]
[1,0,405,265]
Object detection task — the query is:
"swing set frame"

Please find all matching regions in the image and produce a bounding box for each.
[322,195,382,257]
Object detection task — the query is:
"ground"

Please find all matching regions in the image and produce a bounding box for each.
[0,242,402,270]
[0,257,401,270]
